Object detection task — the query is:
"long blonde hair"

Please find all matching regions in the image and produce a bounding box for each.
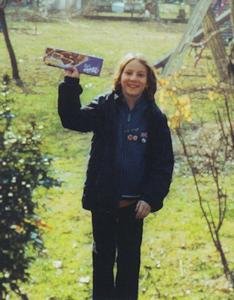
[113,53,157,100]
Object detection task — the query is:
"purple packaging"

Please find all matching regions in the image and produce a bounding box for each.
[43,47,103,76]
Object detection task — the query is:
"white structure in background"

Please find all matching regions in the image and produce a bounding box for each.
[112,2,125,13]
[37,0,82,18]
[38,0,54,17]
[51,0,82,10]
[39,0,82,18]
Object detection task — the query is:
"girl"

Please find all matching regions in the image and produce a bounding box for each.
[58,53,174,300]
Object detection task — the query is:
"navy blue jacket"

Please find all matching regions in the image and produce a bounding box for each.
[58,77,174,213]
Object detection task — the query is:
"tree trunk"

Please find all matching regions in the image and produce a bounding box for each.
[154,0,160,21]
[202,8,229,82]
[0,8,22,85]
[215,232,234,287]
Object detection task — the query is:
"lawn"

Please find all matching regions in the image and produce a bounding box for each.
[1,13,234,300]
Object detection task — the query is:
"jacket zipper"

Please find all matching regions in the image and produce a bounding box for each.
[127,112,131,122]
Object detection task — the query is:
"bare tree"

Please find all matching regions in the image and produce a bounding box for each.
[177,122,234,287]
[173,81,234,287]
[0,1,22,85]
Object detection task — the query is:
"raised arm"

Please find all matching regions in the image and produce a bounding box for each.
[58,69,101,133]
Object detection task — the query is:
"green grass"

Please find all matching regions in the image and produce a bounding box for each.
[1,15,234,300]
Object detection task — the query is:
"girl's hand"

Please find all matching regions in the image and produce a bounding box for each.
[64,67,80,78]
[135,200,151,219]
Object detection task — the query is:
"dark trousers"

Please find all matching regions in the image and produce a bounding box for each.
[91,204,143,300]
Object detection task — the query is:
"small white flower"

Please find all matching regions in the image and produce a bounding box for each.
[53,260,63,269]
[78,276,90,284]
[156,261,161,268]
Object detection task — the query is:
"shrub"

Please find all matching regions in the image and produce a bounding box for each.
[0,74,60,299]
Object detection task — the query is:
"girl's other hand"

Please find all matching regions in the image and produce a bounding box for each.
[64,67,80,79]
[135,200,151,219]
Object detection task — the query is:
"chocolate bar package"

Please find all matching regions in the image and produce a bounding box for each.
[43,47,103,76]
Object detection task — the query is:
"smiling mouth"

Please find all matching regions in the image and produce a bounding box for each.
[127,84,139,88]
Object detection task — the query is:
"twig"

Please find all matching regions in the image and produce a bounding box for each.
[190,26,229,48]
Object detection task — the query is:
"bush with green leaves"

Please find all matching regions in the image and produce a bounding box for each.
[0,75,60,300]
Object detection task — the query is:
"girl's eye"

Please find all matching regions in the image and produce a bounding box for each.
[124,71,146,77]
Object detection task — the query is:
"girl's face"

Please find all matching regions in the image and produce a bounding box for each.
[120,59,148,100]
